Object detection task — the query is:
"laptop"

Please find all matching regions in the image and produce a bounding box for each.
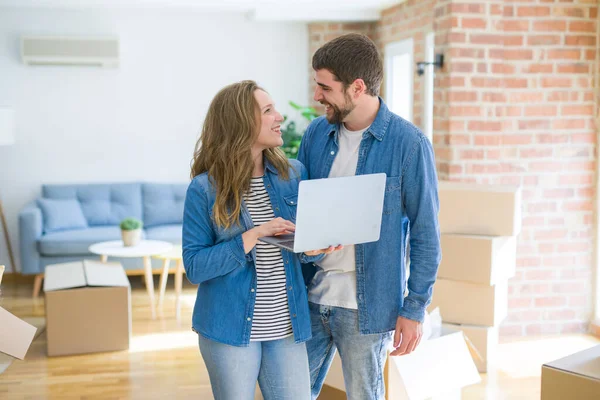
[259,173,387,253]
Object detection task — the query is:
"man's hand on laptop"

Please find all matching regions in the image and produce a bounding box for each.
[303,244,343,257]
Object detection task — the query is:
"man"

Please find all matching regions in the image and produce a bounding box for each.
[297,33,441,400]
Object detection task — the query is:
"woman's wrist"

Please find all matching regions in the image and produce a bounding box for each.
[242,227,260,254]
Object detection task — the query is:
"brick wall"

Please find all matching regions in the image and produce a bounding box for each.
[306,0,600,337]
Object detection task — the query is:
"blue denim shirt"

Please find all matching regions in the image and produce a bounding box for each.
[298,98,441,334]
[182,159,320,346]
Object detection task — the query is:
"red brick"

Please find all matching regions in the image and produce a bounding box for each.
[559,175,593,185]
[505,78,529,88]
[552,281,586,293]
[591,7,598,18]
[536,134,569,144]
[541,77,573,88]
[524,105,558,116]
[522,64,554,73]
[518,6,551,17]
[505,36,524,47]
[546,310,577,321]
[450,47,485,58]
[563,201,594,211]
[509,298,533,309]
[565,35,597,46]
[448,32,467,43]
[534,296,567,308]
[510,92,544,103]
[477,63,487,73]
[467,121,502,131]
[491,49,533,60]
[449,134,471,145]
[504,20,529,32]
[492,63,516,74]
[562,104,595,116]
[527,35,562,46]
[503,135,533,145]
[554,6,587,17]
[520,148,553,157]
[448,106,482,117]
[459,149,484,159]
[552,119,586,129]
[482,92,507,102]
[448,91,478,102]
[451,62,474,73]
[470,34,505,45]
[474,135,501,146]
[557,64,590,74]
[533,20,567,32]
[462,17,487,29]
[449,3,485,14]
[571,133,596,143]
[569,21,597,33]
[518,119,551,130]
[547,91,570,102]
[585,49,596,60]
[548,49,582,60]
[471,77,503,88]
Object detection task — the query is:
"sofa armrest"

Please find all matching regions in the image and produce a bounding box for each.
[19,202,43,275]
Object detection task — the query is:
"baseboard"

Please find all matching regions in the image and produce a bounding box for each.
[318,384,346,400]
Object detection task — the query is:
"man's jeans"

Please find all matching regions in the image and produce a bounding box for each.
[307,302,393,400]
[199,334,310,400]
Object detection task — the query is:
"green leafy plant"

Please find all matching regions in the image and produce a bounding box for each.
[281,101,320,159]
[120,217,143,231]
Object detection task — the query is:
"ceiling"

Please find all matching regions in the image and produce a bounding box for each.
[0,0,406,21]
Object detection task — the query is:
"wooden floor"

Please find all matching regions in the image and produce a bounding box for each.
[0,279,598,399]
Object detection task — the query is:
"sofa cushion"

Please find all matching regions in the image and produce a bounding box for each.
[39,226,145,256]
[143,183,187,228]
[37,198,88,233]
[145,224,182,244]
[42,183,142,226]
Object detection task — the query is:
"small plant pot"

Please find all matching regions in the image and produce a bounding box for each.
[122,229,142,247]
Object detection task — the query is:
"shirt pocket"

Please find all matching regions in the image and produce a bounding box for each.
[283,194,298,222]
[383,176,402,215]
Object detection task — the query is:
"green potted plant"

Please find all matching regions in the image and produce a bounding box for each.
[281,101,320,159]
[120,217,143,247]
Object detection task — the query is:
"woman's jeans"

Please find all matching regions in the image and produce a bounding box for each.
[198,334,310,400]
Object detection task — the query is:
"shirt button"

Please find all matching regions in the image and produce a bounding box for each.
[251,288,255,292]
[292,314,297,318]
[247,317,251,321]
[330,151,335,155]
[275,207,279,211]
[288,286,292,291]
[290,201,294,204]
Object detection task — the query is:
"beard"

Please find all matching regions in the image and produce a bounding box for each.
[322,91,355,125]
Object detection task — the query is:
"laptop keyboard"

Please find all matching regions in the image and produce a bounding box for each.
[278,240,295,248]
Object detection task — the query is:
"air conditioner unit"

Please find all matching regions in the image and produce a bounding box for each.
[21,36,119,68]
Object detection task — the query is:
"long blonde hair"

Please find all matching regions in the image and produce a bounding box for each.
[191,80,291,229]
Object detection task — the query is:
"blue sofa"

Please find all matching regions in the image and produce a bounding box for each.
[19,182,187,277]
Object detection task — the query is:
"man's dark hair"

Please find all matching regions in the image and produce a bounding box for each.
[312,33,383,97]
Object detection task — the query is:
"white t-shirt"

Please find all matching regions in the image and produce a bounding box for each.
[308,123,369,309]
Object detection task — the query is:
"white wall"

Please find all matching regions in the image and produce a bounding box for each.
[0,7,309,272]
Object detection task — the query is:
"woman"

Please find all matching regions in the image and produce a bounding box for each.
[183,80,340,400]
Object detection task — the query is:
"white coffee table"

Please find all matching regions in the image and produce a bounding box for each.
[89,240,173,319]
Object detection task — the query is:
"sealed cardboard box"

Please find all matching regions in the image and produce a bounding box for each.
[44,260,131,357]
[438,234,516,285]
[541,345,600,400]
[428,279,508,326]
[438,181,521,236]
[443,323,499,373]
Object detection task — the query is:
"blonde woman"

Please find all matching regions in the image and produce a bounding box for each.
[183,80,340,400]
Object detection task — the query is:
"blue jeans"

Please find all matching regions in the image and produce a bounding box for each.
[307,302,393,400]
[198,334,310,400]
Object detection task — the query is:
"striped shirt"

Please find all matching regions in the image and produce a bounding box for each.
[245,176,293,341]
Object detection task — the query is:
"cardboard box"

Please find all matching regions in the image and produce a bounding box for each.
[443,323,499,373]
[428,279,508,326]
[323,327,480,400]
[44,260,131,357]
[541,345,600,400]
[438,234,516,285]
[387,327,481,399]
[438,181,522,236]
[0,306,37,360]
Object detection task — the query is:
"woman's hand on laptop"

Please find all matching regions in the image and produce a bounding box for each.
[303,245,344,257]
[242,218,295,254]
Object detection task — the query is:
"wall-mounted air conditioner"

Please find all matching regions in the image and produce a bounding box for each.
[21,36,119,68]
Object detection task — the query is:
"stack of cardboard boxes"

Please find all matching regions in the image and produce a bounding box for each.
[428,181,522,373]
